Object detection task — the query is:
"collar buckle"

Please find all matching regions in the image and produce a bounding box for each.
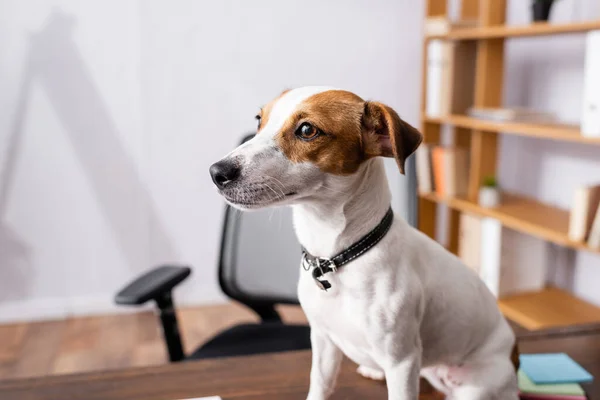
[327,258,338,273]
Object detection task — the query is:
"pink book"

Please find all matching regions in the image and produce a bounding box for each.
[520,393,587,400]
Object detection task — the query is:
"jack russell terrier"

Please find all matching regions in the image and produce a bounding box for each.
[209,87,519,400]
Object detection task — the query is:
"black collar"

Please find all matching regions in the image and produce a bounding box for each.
[301,207,394,291]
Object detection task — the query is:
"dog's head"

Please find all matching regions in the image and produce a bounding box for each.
[210,87,422,210]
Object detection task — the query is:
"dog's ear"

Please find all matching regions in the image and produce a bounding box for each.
[362,101,423,174]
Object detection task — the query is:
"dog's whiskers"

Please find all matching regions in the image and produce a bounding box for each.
[263,182,284,202]
[264,175,288,193]
[263,175,287,198]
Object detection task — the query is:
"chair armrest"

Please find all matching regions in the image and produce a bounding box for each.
[115,265,191,305]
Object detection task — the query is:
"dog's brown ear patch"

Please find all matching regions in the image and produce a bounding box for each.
[362,102,423,174]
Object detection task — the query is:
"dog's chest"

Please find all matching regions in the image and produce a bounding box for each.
[298,269,381,369]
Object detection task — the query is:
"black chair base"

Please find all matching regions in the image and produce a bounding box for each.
[188,322,311,360]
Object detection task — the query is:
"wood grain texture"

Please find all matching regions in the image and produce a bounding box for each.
[425,0,447,18]
[425,115,600,145]
[0,303,308,380]
[2,327,600,400]
[0,323,26,364]
[499,287,600,330]
[0,350,445,400]
[418,191,600,254]
[460,0,479,20]
[428,20,600,40]
[479,0,506,26]
[468,1,504,203]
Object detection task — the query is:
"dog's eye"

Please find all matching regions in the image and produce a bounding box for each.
[295,122,321,141]
[255,115,261,130]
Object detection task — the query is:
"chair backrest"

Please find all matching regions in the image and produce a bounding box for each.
[217,133,419,309]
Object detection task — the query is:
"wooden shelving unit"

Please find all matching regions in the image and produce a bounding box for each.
[425,114,600,145]
[428,20,600,40]
[498,287,600,330]
[420,0,600,331]
[419,191,600,255]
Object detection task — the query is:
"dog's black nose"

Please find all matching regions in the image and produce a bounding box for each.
[210,160,241,189]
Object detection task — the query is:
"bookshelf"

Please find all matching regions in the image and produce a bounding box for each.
[419,0,600,331]
[420,191,600,255]
[428,20,600,40]
[498,287,600,331]
[425,115,600,145]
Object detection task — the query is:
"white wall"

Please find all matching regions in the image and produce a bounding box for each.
[0,0,423,322]
[500,0,600,305]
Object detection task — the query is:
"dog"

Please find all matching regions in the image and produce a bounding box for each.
[209,87,519,399]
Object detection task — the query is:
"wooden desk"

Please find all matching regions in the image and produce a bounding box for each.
[1,327,598,400]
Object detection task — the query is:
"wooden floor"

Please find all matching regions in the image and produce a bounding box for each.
[0,303,308,381]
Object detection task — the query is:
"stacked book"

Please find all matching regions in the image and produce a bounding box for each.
[518,353,593,399]
[415,145,469,197]
[466,107,557,123]
[568,184,600,250]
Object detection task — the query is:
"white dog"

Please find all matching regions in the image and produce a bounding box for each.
[210,87,519,399]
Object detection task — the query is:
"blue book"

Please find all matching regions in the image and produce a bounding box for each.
[520,353,594,385]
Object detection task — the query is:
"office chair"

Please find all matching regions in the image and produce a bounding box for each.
[115,133,419,362]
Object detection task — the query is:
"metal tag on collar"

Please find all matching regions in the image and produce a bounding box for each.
[314,259,332,291]
[314,277,331,291]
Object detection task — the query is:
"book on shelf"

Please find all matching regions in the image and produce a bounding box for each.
[447,147,469,198]
[582,30,600,138]
[426,40,447,117]
[415,144,434,193]
[431,147,469,198]
[568,184,600,242]
[458,212,482,274]
[431,146,446,196]
[458,214,547,298]
[425,40,476,117]
[479,218,503,297]
[466,107,557,123]
[587,203,600,249]
[424,17,478,36]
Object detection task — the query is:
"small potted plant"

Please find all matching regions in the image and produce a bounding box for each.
[479,176,501,208]
[532,0,556,22]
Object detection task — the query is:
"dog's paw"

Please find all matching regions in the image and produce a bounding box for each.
[356,365,385,381]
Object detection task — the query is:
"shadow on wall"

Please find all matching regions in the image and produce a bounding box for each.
[0,8,178,301]
[0,13,36,302]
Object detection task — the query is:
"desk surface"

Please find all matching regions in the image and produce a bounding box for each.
[0,327,599,400]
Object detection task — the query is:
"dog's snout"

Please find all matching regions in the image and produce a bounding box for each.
[209,160,241,189]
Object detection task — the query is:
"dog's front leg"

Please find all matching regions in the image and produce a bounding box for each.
[377,320,422,400]
[306,328,343,400]
[384,350,421,400]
